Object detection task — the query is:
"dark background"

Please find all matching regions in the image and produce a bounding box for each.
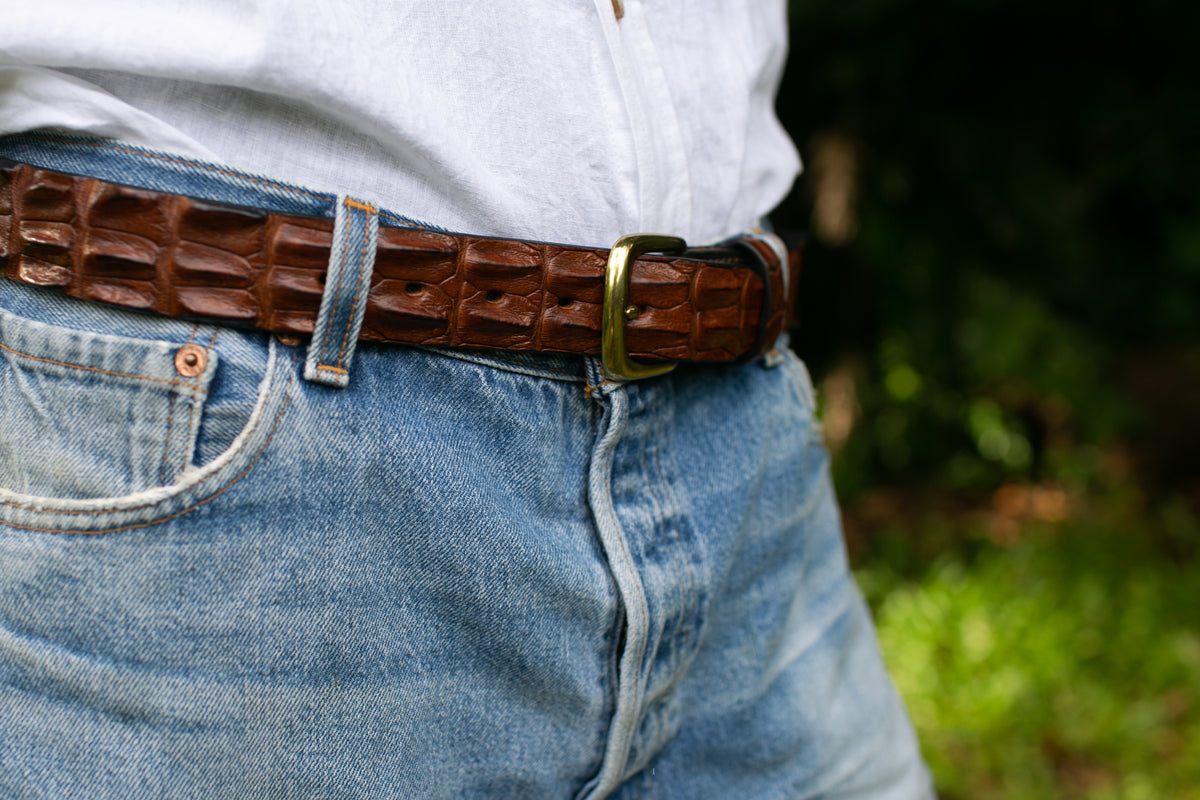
[773,1,1200,796]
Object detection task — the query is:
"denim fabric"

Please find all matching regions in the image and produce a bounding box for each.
[304,195,379,388]
[0,135,931,799]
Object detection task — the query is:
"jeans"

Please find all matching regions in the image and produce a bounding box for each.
[0,134,930,799]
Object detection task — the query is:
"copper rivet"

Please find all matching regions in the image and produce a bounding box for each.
[175,344,207,378]
[623,304,642,320]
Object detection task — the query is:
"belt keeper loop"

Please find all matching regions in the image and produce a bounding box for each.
[729,235,777,365]
[303,195,379,388]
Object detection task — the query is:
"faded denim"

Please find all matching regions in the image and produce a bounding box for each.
[0,135,931,799]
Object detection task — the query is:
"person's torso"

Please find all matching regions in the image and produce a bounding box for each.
[0,0,799,246]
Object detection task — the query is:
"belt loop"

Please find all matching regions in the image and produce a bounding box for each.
[744,228,792,299]
[727,232,781,365]
[304,195,379,388]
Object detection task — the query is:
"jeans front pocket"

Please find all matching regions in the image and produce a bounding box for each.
[0,283,290,536]
[0,308,217,501]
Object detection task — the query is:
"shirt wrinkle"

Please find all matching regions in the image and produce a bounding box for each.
[0,1,799,246]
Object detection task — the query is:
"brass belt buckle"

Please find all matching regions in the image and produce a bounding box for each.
[601,233,687,381]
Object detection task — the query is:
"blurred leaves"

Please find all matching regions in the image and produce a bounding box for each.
[778,0,1200,496]
[776,0,1200,796]
[858,510,1200,799]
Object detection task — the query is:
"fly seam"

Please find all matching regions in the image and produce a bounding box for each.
[602,394,649,754]
[604,490,647,760]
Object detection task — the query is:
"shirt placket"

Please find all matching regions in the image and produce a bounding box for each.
[591,0,694,242]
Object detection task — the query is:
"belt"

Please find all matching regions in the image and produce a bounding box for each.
[0,159,799,379]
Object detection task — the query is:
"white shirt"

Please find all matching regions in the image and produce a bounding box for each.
[0,1,799,248]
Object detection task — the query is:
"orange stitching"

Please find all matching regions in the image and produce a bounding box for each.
[343,198,376,213]
[24,134,327,200]
[0,372,295,533]
[585,376,615,396]
[0,341,207,392]
[335,206,375,368]
[315,365,347,374]
[584,374,616,396]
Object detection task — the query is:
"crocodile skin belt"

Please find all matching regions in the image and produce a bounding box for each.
[0,159,799,378]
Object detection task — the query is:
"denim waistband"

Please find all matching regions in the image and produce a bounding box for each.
[0,131,591,382]
[0,131,439,231]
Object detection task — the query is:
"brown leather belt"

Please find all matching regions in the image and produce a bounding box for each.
[0,160,799,376]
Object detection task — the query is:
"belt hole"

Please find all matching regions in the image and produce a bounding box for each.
[557,297,574,308]
[485,290,503,302]
[405,282,422,295]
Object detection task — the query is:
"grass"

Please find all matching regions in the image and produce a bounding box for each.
[852,491,1200,799]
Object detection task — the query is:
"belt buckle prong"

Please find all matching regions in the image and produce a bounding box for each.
[601,233,687,381]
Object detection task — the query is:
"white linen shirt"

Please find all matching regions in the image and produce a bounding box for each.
[0,1,799,248]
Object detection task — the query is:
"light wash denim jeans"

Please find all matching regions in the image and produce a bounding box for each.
[0,134,930,799]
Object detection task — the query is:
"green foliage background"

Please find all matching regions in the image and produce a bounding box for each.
[775,1,1200,796]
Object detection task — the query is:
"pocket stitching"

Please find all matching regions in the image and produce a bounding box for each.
[0,369,295,534]
[174,329,220,476]
[158,391,179,485]
[157,324,200,484]
[0,340,209,394]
